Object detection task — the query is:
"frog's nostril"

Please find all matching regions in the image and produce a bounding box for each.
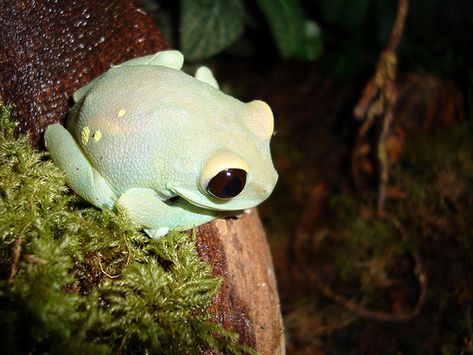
[261,186,271,196]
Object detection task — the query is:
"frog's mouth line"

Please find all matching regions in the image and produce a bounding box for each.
[175,193,230,211]
[164,195,211,210]
[172,187,253,212]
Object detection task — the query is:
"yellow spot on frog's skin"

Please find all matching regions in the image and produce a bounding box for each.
[117,109,126,118]
[81,126,90,145]
[93,130,102,142]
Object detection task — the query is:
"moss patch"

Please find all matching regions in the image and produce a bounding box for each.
[0,104,253,354]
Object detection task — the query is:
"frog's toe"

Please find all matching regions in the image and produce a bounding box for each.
[145,227,170,239]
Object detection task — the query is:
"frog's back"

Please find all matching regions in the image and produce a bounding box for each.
[66,65,243,194]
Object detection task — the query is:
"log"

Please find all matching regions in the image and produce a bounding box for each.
[197,209,285,353]
[0,0,168,146]
[0,1,284,353]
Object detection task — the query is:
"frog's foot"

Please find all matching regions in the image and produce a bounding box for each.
[44,124,116,209]
[145,227,170,239]
[117,188,219,238]
[217,208,249,221]
[195,66,219,89]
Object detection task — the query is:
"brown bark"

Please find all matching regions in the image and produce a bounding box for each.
[0,1,284,353]
[0,0,168,146]
[198,210,285,354]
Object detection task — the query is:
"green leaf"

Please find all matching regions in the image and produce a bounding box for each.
[256,0,322,60]
[180,0,245,61]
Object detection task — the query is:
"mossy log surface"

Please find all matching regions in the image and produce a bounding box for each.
[0,0,284,353]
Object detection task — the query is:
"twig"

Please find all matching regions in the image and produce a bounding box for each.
[307,0,423,322]
[308,250,426,322]
[353,0,408,120]
[8,237,24,284]
[304,213,427,322]
[98,252,121,279]
[23,254,48,265]
[292,181,329,259]
[313,316,356,336]
[352,0,409,215]
[312,0,418,322]
[292,0,421,325]
[97,236,131,279]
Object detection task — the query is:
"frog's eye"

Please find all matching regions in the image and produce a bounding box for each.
[201,151,249,200]
[206,168,247,199]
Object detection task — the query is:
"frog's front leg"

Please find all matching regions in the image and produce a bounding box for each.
[44,124,117,209]
[116,188,219,238]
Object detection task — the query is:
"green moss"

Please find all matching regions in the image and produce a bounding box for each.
[309,122,473,352]
[396,124,473,249]
[315,192,403,290]
[0,104,252,354]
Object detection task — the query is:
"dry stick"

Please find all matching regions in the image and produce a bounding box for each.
[8,237,23,284]
[353,0,409,216]
[306,0,426,322]
[293,192,428,321]
[301,211,427,322]
[300,252,427,322]
[295,1,409,251]
[292,182,329,259]
[353,0,408,119]
[308,249,426,322]
[98,252,121,279]
[98,236,132,279]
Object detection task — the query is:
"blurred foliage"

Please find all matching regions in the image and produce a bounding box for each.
[0,104,253,354]
[291,122,473,353]
[255,0,322,60]
[142,0,322,61]
[179,0,245,61]
[318,0,367,28]
[143,0,473,91]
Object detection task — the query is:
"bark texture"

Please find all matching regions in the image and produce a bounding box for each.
[197,210,285,354]
[0,1,284,352]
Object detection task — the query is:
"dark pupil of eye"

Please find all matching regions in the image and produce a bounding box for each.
[207,168,247,199]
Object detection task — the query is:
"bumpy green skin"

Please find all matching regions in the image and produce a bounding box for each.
[45,50,278,238]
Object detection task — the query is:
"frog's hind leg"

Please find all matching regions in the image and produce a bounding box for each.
[45,124,117,209]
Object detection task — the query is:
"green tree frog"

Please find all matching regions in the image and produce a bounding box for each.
[45,50,278,238]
